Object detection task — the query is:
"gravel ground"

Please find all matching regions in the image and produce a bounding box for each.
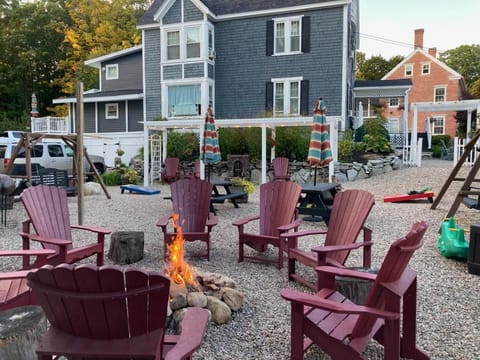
[1,158,480,359]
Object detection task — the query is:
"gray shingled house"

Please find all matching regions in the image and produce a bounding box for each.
[53,0,359,167]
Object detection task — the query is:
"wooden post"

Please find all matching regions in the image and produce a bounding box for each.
[76,82,84,225]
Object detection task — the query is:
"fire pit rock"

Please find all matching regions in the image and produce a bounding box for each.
[168,269,245,329]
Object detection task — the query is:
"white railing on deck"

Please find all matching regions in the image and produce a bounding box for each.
[31,116,68,133]
[454,137,479,166]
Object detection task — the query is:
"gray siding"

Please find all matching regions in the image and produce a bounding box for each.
[214,7,344,119]
[184,0,203,22]
[84,104,96,133]
[184,63,204,78]
[102,52,142,92]
[98,102,126,132]
[163,65,183,80]
[128,100,144,131]
[164,0,181,24]
[144,29,162,121]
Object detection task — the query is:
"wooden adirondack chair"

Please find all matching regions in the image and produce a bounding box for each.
[184,159,201,179]
[161,157,180,184]
[27,264,209,360]
[157,179,217,260]
[233,181,301,269]
[20,185,111,267]
[272,157,291,181]
[284,189,375,290]
[281,221,430,360]
[0,249,55,311]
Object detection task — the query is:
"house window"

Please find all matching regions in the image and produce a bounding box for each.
[105,64,118,80]
[432,116,445,134]
[167,31,180,60]
[422,63,430,75]
[186,28,200,59]
[208,29,214,59]
[405,64,413,76]
[273,78,301,115]
[168,85,201,117]
[434,87,446,102]
[274,17,302,55]
[105,103,119,119]
[389,98,399,108]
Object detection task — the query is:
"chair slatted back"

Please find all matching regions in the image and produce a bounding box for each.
[163,157,179,178]
[27,264,170,340]
[259,181,301,236]
[272,157,289,179]
[324,189,375,264]
[171,179,212,233]
[21,185,73,251]
[352,221,428,338]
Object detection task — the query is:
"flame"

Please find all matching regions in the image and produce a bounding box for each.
[164,213,197,286]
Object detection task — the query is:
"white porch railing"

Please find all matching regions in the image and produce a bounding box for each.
[402,138,423,167]
[454,137,479,166]
[31,116,68,133]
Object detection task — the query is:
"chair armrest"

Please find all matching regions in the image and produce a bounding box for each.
[315,265,377,282]
[280,288,398,320]
[232,215,259,227]
[20,232,72,246]
[71,224,111,234]
[282,228,328,239]
[277,218,302,233]
[311,241,373,254]
[0,270,33,281]
[0,249,56,257]
[156,215,173,228]
[164,307,209,360]
[207,213,218,227]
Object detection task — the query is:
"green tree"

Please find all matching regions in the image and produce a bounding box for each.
[356,53,403,80]
[440,45,480,93]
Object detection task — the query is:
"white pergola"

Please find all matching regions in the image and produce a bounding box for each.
[410,99,480,165]
[142,116,341,186]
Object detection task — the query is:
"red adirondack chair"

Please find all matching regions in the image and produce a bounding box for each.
[284,189,375,290]
[20,185,111,267]
[281,221,430,360]
[184,159,201,179]
[157,178,217,260]
[27,264,209,360]
[272,157,291,181]
[161,157,180,184]
[0,249,55,311]
[233,181,301,269]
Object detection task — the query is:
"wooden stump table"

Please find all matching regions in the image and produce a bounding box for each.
[0,305,47,360]
[108,231,144,264]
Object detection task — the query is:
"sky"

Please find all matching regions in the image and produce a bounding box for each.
[358,0,480,59]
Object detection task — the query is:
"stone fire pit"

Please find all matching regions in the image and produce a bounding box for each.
[167,268,245,330]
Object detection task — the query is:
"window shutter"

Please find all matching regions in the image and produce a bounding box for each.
[302,16,310,53]
[265,82,274,113]
[300,80,309,116]
[266,20,274,56]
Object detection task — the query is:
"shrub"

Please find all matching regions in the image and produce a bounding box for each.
[101,170,121,185]
[167,130,199,161]
[338,129,355,162]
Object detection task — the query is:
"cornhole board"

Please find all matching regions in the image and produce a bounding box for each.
[120,184,161,195]
[383,191,434,203]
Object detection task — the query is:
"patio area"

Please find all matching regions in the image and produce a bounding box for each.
[0,158,479,359]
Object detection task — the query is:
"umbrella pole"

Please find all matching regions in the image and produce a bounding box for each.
[313,167,317,186]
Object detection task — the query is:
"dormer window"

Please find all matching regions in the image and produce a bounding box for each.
[105,64,118,80]
[164,26,202,61]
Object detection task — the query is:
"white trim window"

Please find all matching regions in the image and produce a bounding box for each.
[404,64,413,77]
[186,28,200,59]
[167,31,180,60]
[105,64,118,80]
[432,116,445,134]
[434,87,446,103]
[167,85,201,117]
[389,98,399,108]
[105,103,119,119]
[274,16,302,55]
[421,62,430,75]
[273,78,301,115]
[164,26,202,61]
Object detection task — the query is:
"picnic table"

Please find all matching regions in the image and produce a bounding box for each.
[210,180,247,214]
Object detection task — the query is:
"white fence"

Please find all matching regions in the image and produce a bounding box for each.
[454,137,479,166]
[31,116,68,133]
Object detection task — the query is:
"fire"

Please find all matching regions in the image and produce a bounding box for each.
[164,213,197,286]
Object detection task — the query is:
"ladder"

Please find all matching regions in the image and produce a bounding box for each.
[431,130,480,219]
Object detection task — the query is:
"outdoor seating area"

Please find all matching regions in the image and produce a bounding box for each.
[0,159,479,359]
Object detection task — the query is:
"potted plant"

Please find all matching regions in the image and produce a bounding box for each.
[230,177,255,203]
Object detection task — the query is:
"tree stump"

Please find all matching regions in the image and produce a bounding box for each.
[0,305,47,360]
[108,231,144,264]
[335,267,378,305]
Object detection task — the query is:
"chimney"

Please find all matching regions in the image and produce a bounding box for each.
[428,47,437,57]
[414,28,424,49]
